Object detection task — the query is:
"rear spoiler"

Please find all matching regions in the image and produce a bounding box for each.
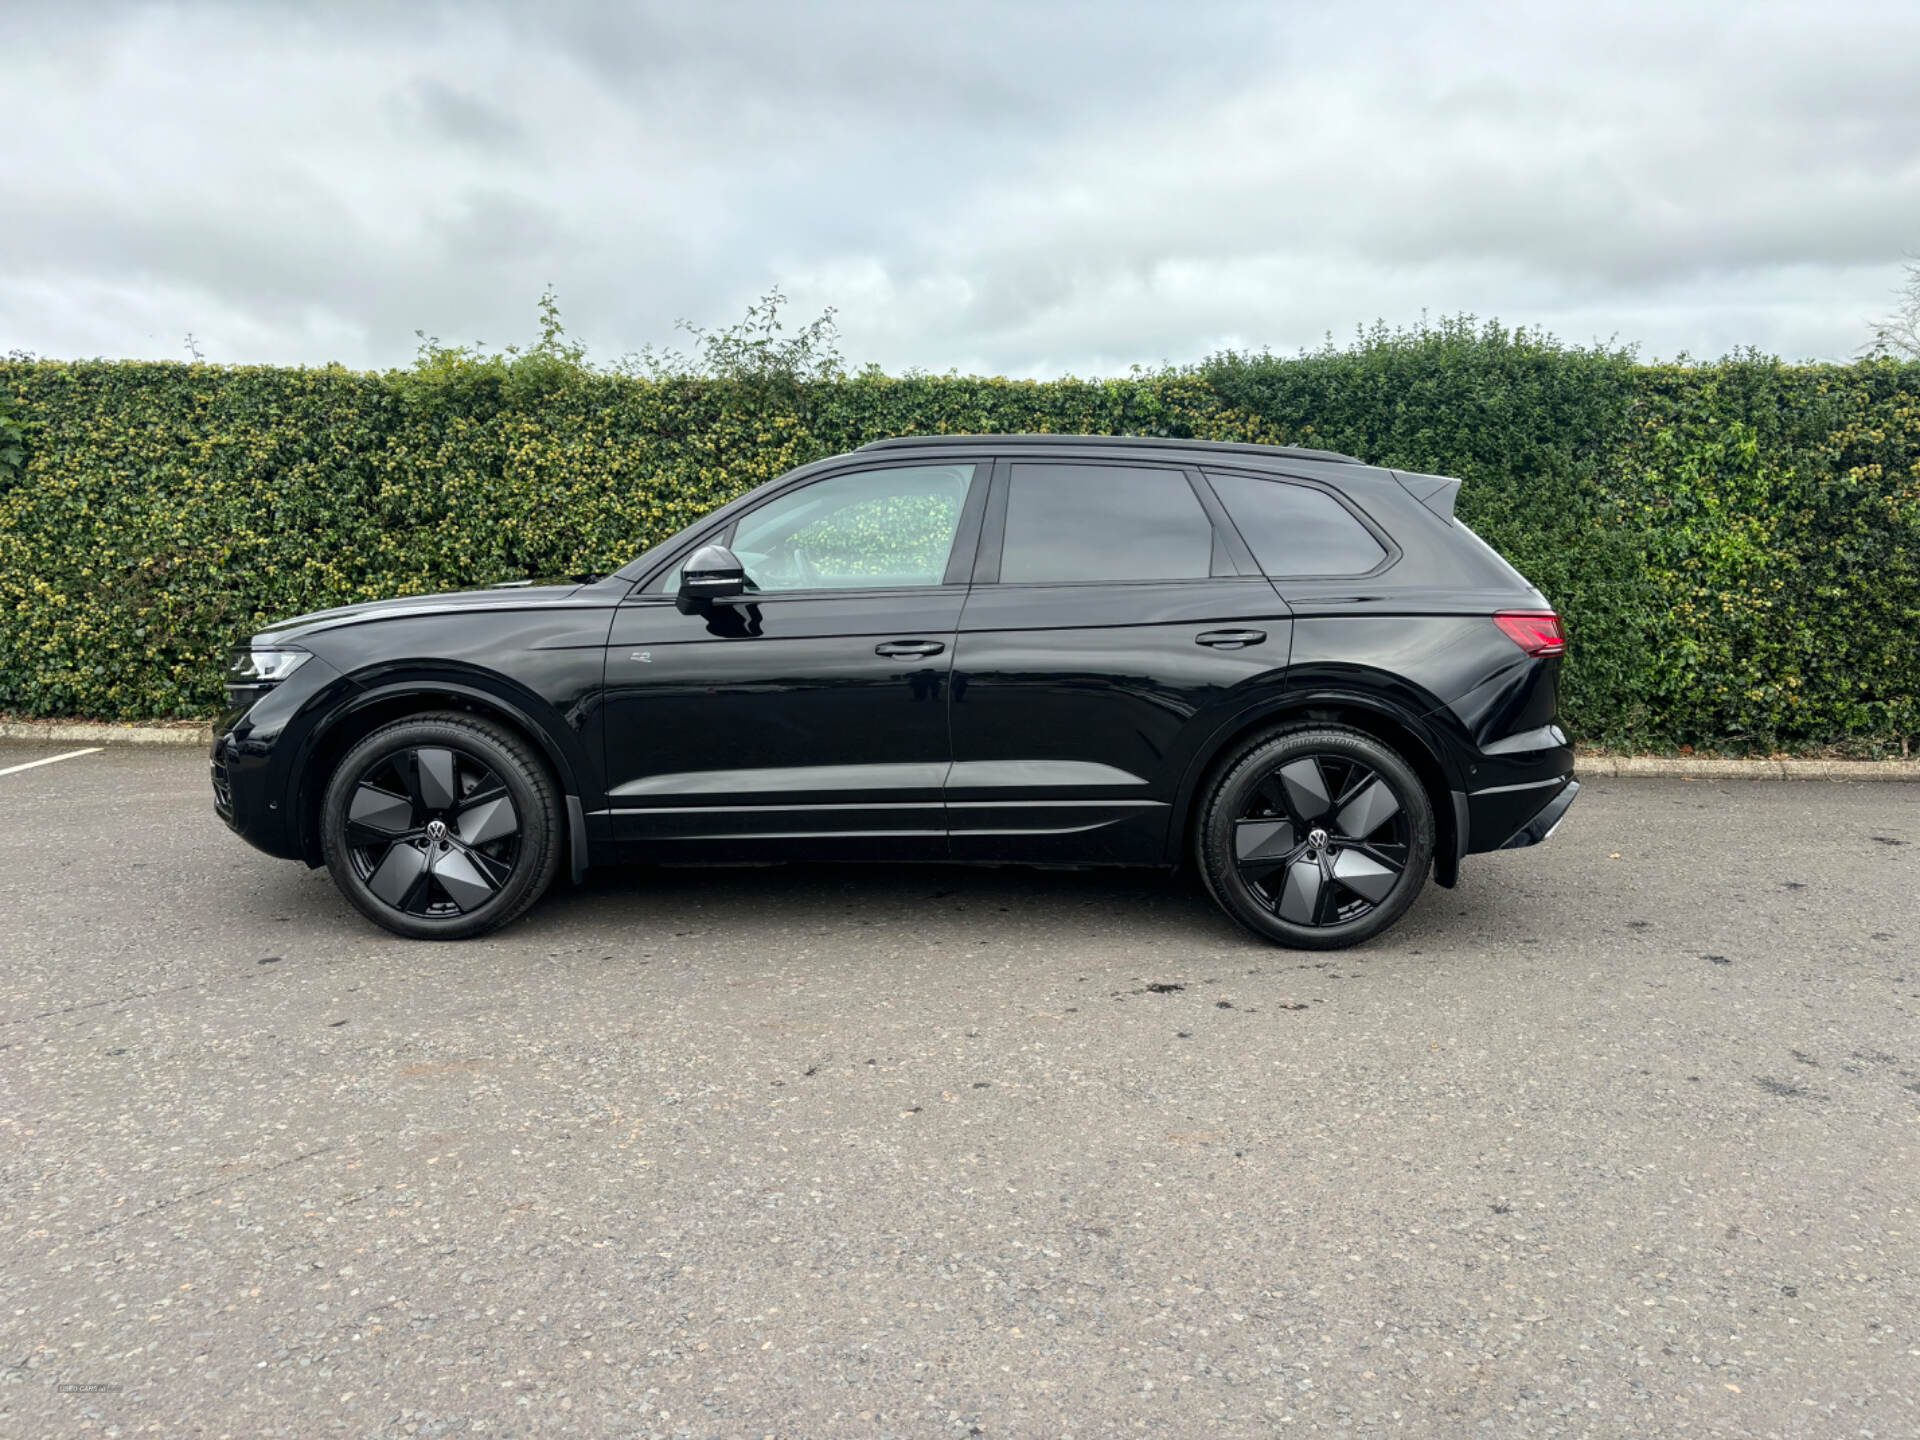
[1391,470,1462,523]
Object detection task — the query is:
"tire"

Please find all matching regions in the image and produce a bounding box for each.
[320,712,563,940]
[1196,725,1434,950]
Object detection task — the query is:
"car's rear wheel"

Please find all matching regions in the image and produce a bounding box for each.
[1197,725,1434,949]
[320,713,562,940]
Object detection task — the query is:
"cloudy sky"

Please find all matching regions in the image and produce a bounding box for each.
[4,0,1917,375]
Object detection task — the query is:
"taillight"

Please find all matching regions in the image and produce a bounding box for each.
[1493,611,1566,657]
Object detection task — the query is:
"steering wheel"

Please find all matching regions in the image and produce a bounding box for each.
[792,548,823,588]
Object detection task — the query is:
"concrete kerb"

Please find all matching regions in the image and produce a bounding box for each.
[1574,753,1920,781]
[0,721,216,746]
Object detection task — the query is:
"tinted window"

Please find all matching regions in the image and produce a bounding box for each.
[1207,473,1386,576]
[1000,464,1214,583]
[662,464,976,593]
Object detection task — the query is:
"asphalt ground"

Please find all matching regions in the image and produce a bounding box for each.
[1,742,1915,1438]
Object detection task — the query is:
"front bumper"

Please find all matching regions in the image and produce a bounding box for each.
[211,652,353,861]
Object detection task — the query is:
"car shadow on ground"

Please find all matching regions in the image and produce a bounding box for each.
[477,857,1530,957]
[536,861,1234,938]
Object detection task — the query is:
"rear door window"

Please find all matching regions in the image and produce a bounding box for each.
[999,463,1215,583]
[1206,473,1387,576]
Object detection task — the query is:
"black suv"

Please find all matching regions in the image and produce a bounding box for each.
[214,435,1576,947]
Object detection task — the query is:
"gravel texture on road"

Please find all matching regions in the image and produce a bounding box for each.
[2,744,1915,1437]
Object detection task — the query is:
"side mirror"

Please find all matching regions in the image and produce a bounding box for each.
[677,544,747,608]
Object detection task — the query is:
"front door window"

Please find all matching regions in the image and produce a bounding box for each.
[731,463,977,592]
[657,463,976,594]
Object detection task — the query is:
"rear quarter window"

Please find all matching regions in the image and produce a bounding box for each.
[1206,473,1387,577]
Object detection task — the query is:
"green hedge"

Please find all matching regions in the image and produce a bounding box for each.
[2,325,1917,754]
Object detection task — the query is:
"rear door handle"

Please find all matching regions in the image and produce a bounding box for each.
[1195,629,1267,649]
[875,639,945,658]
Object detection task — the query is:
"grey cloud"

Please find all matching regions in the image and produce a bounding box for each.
[432,190,569,267]
[1,0,1915,372]
[510,0,1272,134]
[402,80,529,152]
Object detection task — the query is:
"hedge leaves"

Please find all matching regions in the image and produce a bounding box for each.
[2,329,1915,754]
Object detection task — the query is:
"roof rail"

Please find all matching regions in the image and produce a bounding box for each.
[855,433,1360,465]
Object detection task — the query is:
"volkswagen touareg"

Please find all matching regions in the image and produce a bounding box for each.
[213,434,1577,947]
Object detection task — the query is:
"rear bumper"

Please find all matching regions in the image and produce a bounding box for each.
[1495,777,1578,850]
[1450,719,1577,856]
[1453,765,1579,856]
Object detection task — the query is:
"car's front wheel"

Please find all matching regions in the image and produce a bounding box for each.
[320,712,563,940]
[1197,725,1434,949]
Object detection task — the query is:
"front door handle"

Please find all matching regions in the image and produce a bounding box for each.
[875,639,945,658]
[1195,629,1267,649]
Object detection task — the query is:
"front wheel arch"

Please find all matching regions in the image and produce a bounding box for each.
[294,683,582,870]
[319,711,564,939]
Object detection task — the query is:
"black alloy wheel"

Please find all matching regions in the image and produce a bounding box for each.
[321,713,562,940]
[1199,726,1434,949]
[344,747,520,915]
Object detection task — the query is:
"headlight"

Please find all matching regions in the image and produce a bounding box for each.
[228,650,311,684]
[225,648,310,707]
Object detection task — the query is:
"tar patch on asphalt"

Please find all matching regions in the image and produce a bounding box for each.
[1755,1075,1827,1100]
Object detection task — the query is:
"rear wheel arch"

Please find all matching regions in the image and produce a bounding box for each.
[293,682,581,867]
[1197,725,1435,947]
[1174,695,1462,886]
